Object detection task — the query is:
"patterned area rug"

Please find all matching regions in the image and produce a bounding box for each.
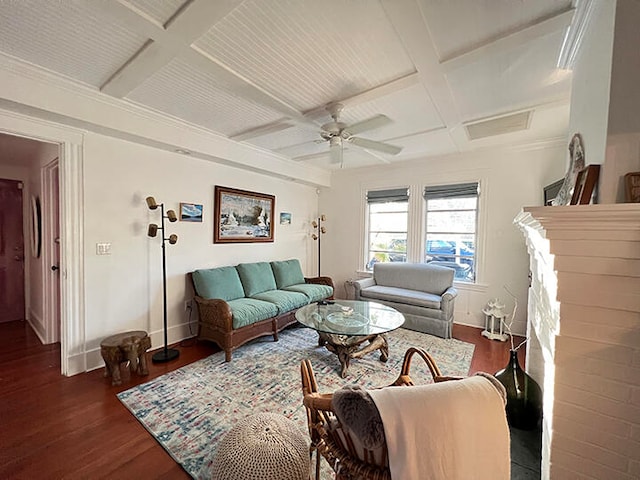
[118,325,474,479]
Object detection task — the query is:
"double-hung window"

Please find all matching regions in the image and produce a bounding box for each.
[365,188,409,271]
[423,183,479,282]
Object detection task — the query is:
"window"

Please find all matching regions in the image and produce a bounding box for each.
[366,188,409,271]
[424,183,479,282]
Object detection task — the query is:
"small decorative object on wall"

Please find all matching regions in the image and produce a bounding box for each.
[481,299,509,341]
[570,164,600,205]
[543,179,564,206]
[624,171,640,203]
[552,133,585,206]
[180,202,203,222]
[214,186,275,243]
[30,195,42,258]
[311,214,327,276]
[280,212,292,225]
[146,196,180,363]
[493,286,543,430]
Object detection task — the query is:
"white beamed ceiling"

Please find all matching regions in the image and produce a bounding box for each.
[0,0,575,174]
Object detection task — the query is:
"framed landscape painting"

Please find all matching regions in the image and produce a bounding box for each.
[213,186,275,243]
[180,202,203,222]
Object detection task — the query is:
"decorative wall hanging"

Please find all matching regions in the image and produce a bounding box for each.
[311,214,327,276]
[30,195,41,258]
[146,196,180,363]
[280,212,292,225]
[214,186,275,243]
[180,202,203,222]
[552,133,585,206]
[570,164,600,205]
[624,171,640,203]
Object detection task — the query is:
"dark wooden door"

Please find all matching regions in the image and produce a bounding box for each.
[0,179,25,322]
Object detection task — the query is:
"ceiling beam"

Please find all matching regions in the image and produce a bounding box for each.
[230,121,296,142]
[100,0,244,96]
[440,8,575,73]
[380,0,460,130]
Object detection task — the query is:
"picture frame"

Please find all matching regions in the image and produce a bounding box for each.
[543,179,564,206]
[180,202,203,222]
[624,172,640,203]
[213,186,275,243]
[280,212,292,225]
[570,165,600,205]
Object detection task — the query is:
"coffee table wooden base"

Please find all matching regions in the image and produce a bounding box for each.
[318,332,389,378]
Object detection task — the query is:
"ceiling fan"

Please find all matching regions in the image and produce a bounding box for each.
[317,103,402,165]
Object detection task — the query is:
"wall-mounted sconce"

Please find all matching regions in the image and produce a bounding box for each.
[146,196,179,363]
[311,214,327,276]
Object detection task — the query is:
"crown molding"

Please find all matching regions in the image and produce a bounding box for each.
[557,0,595,70]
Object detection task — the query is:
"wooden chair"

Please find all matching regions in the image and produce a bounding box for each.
[300,347,460,480]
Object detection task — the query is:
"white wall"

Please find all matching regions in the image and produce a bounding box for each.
[320,144,566,336]
[82,133,319,368]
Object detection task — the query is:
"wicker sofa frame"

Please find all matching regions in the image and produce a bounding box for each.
[190,273,334,362]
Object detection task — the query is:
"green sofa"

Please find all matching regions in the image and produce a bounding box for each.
[190,259,334,361]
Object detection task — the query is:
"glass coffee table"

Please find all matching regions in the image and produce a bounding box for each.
[295,300,405,377]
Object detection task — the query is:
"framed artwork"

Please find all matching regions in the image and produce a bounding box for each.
[180,203,203,222]
[543,179,564,206]
[213,186,275,243]
[570,165,600,205]
[624,172,640,203]
[280,212,292,225]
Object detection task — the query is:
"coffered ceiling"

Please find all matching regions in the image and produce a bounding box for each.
[0,0,576,170]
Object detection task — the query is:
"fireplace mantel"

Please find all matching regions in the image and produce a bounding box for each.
[514,204,640,480]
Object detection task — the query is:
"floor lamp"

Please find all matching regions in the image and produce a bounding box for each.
[311,215,326,276]
[146,196,180,363]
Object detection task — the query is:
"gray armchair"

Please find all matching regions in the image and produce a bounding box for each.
[352,262,457,338]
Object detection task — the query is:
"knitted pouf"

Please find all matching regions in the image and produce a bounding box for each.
[211,412,310,480]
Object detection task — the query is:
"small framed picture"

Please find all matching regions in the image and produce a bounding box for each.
[624,172,640,203]
[180,203,203,222]
[280,212,292,225]
[570,165,600,205]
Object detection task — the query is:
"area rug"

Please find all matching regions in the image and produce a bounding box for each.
[118,325,474,479]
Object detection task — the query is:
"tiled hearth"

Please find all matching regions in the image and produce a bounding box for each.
[515,204,640,480]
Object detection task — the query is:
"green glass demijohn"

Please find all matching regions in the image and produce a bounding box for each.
[495,349,543,430]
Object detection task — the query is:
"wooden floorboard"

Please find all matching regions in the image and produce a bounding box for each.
[0,319,522,478]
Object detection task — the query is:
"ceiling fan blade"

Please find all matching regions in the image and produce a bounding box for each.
[342,115,392,136]
[329,141,343,164]
[349,137,402,155]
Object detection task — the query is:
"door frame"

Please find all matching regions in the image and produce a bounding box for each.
[0,108,85,376]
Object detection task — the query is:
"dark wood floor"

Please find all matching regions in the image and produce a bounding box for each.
[0,320,523,479]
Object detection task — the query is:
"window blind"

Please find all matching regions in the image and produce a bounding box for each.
[366,187,409,203]
[423,182,479,200]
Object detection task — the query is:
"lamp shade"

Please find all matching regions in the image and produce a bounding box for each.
[146,196,158,210]
[167,210,177,222]
[168,234,178,244]
[147,223,158,237]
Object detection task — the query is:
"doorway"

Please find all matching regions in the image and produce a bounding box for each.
[0,178,25,323]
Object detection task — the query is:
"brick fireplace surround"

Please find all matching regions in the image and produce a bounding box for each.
[515,204,640,480]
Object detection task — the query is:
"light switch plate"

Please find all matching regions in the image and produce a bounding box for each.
[96,242,111,255]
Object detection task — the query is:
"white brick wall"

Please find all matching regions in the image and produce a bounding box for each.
[515,204,640,479]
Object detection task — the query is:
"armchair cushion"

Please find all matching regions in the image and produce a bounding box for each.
[374,262,454,295]
[192,266,245,301]
[271,259,306,288]
[358,285,441,309]
[237,262,277,296]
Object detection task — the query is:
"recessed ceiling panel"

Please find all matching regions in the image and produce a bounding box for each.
[0,1,148,87]
[127,57,285,136]
[389,129,458,160]
[248,126,318,151]
[194,0,415,112]
[420,0,572,60]
[124,0,188,26]
[446,31,572,119]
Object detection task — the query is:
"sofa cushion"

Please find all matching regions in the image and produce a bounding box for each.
[373,263,454,295]
[227,298,279,329]
[237,262,277,297]
[283,283,333,302]
[192,266,245,301]
[271,259,306,288]
[252,290,309,313]
[359,285,441,309]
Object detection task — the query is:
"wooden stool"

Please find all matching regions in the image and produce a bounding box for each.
[100,330,151,386]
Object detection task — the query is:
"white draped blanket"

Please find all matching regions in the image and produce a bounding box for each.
[369,375,510,480]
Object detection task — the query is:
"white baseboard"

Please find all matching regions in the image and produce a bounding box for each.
[27,309,47,344]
